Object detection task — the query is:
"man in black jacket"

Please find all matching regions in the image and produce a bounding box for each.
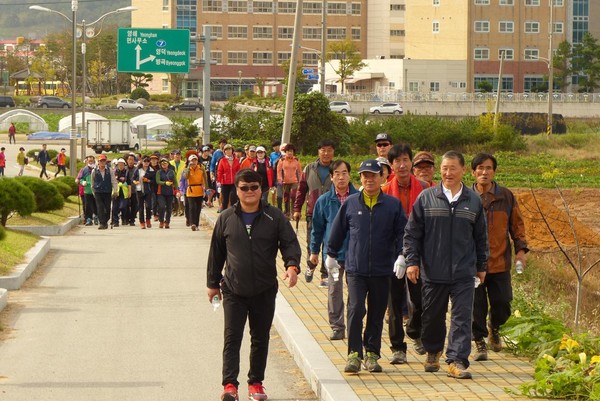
[38,144,50,179]
[207,169,301,401]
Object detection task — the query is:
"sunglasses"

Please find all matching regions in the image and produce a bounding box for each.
[376,142,391,148]
[238,184,261,192]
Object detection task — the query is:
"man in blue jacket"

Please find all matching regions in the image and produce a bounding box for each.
[404,151,488,380]
[310,159,358,341]
[328,159,407,374]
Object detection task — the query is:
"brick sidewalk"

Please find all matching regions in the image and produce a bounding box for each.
[202,206,544,401]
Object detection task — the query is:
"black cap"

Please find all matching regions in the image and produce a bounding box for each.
[358,159,383,174]
[374,133,392,143]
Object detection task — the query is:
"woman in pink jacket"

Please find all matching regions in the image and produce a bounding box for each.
[217,144,241,211]
[276,144,302,218]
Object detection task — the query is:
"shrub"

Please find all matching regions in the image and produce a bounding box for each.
[49,180,73,199]
[0,178,36,226]
[131,87,150,101]
[53,176,78,195]
[150,93,177,103]
[14,176,64,212]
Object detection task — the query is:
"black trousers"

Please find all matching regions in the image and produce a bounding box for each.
[127,191,138,224]
[421,279,474,368]
[472,271,512,340]
[405,277,423,340]
[306,217,328,279]
[388,276,408,352]
[94,192,111,226]
[157,194,173,223]
[39,163,49,178]
[346,274,390,359]
[137,191,153,223]
[188,196,202,227]
[55,165,67,177]
[84,193,97,221]
[220,184,237,210]
[111,196,129,224]
[221,282,277,387]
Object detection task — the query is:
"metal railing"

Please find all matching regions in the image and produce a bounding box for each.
[328,91,600,103]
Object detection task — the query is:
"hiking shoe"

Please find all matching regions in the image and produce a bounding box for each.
[304,268,315,283]
[159,222,164,229]
[424,351,442,372]
[248,382,268,400]
[488,324,502,352]
[145,219,151,228]
[85,218,93,226]
[389,350,407,365]
[473,339,488,361]
[413,338,426,355]
[140,222,146,229]
[447,361,472,379]
[221,383,239,401]
[344,352,362,373]
[165,223,170,229]
[191,224,197,231]
[330,329,345,341]
[319,278,329,288]
[363,352,382,372]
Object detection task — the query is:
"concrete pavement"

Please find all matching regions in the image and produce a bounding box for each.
[0,216,316,401]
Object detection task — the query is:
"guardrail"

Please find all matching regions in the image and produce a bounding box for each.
[328,92,600,103]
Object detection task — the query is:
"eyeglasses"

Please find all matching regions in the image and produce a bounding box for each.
[238,184,261,192]
[376,143,391,148]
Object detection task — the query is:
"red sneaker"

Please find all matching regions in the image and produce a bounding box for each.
[221,383,238,401]
[248,382,268,400]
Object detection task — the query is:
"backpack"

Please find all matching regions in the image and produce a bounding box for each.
[24,157,29,165]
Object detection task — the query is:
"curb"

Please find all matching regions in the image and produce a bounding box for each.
[8,216,80,236]
[0,237,51,291]
[201,210,358,401]
[0,289,7,313]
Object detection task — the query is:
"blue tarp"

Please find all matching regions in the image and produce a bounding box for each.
[27,131,81,140]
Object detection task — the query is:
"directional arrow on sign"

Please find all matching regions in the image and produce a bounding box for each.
[135,44,156,70]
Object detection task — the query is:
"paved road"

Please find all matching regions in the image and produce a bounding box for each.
[0,217,316,401]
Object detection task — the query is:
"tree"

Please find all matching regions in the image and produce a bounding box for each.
[571,32,600,93]
[326,39,366,94]
[165,119,200,150]
[477,80,493,93]
[553,40,573,93]
[130,72,153,89]
[168,73,185,98]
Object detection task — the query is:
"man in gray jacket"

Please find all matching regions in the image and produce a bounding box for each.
[404,151,488,380]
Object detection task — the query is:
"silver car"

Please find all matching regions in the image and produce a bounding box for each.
[369,102,403,115]
[116,98,144,110]
[329,101,352,114]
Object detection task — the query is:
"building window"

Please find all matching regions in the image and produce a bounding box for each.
[163,0,169,11]
[202,0,221,11]
[351,28,361,40]
[475,76,514,91]
[253,52,273,65]
[525,0,540,5]
[228,1,248,12]
[162,78,169,92]
[499,49,514,60]
[432,21,440,33]
[328,2,347,14]
[553,0,564,6]
[499,21,514,33]
[474,48,490,60]
[500,0,514,4]
[278,1,296,13]
[278,27,294,39]
[553,22,564,34]
[302,53,319,66]
[474,0,489,4]
[390,4,405,10]
[524,48,539,59]
[351,3,361,15]
[228,26,248,39]
[474,21,490,32]
[227,51,248,64]
[162,23,169,28]
[254,1,273,13]
[409,81,419,92]
[303,2,322,14]
[210,50,223,64]
[524,76,545,91]
[303,27,322,40]
[390,30,405,37]
[205,25,223,39]
[253,26,273,39]
[277,52,291,65]
[525,21,540,33]
[327,28,346,40]
[430,82,440,92]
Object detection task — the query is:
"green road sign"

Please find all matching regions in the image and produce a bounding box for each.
[117,28,190,73]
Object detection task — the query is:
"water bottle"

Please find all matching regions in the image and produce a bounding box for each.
[474,276,481,288]
[515,260,524,274]
[331,266,339,282]
[212,295,221,311]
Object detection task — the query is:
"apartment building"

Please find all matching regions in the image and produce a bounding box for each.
[366,1,406,59]
[132,0,367,98]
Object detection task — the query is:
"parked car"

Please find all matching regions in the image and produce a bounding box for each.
[0,95,16,108]
[116,98,144,110]
[169,100,204,111]
[369,102,403,115]
[329,101,352,114]
[37,96,71,109]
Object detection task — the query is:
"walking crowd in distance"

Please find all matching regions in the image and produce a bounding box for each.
[204,134,528,401]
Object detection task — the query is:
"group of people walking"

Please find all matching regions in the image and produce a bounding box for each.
[206,133,528,401]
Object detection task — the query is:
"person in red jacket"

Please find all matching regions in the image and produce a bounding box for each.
[55,148,67,177]
[253,146,274,204]
[217,144,241,211]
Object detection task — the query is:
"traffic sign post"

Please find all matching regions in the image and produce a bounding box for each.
[117,28,190,73]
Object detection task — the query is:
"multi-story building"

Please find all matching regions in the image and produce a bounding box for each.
[366,1,406,59]
[132,0,367,98]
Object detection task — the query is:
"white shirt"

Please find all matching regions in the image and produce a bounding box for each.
[442,183,463,204]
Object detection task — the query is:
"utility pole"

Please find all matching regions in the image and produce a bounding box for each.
[202,26,213,145]
[320,0,327,94]
[281,0,303,144]
[547,0,554,136]
[494,50,504,129]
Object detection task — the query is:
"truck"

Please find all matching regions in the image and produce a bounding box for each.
[87,119,140,154]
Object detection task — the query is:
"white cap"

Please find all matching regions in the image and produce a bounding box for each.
[117,158,126,164]
[188,154,198,161]
[256,146,266,152]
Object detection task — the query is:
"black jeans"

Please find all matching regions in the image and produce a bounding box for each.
[137,191,153,223]
[55,165,67,177]
[157,194,173,223]
[346,274,390,359]
[84,193,97,221]
[221,282,277,387]
[39,163,49,179]
[94,192,111,226]
[472,271,512,340]
[188,196,202,227]
[388,276,408,352]
[220,184,237,210]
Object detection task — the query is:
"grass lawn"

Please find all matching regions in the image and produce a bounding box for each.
[6,197,80,227]
[0,230,40,276]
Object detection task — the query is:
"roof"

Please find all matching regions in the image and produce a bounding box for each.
[58,113,106,133]
[0,109,48,131]
[9,69,43,79]
[130,113,173,131]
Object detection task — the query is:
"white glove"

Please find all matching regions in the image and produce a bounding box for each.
[325,256,341,282]
[393,255,407,279]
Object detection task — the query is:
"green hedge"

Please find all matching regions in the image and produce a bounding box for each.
[0,178,36,226]
[14,176,64,213]
[49,180,73,199]
[53,176,78,196]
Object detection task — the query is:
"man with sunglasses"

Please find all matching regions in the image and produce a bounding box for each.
[375,133,393,159]
[207,169,301,401]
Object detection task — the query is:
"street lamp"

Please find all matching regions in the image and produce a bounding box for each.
[30,3,136,174]
[238,70,242,96]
